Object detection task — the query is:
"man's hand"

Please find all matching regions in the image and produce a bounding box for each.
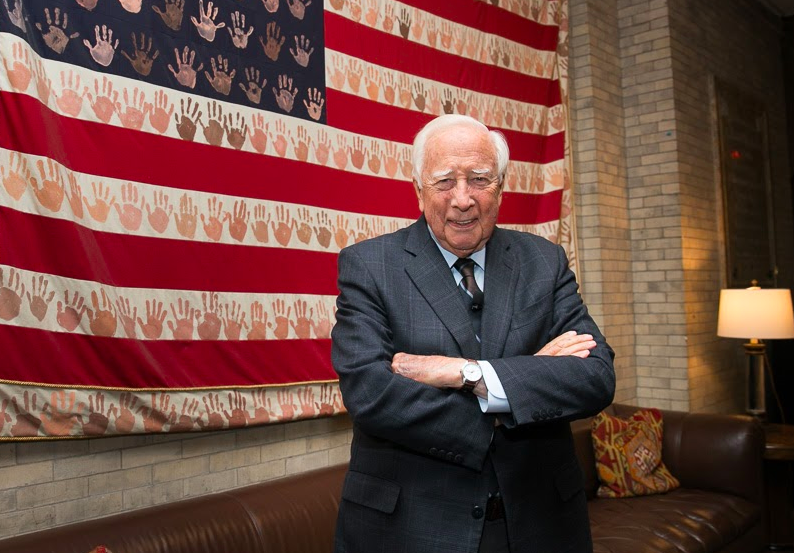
[536,331,595,358]
[391,353,462,389]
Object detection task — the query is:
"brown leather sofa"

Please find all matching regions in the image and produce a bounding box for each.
[0,404,765,553]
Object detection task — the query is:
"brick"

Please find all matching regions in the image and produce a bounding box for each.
[0,444,15,468]
[16,478,88,509]
[286,451,328,475]
[15,440,90,464]
[183,469,237,497]
[261,439,307,462]
[0,506,55,539]
[237,459,286,486]
[182,432,236,458]
[55,493,123,526]
[122,441,182,469]
[53,452,120,479]
[122,481,184,510]
[0,490,15,513]
[0,461,53,490]
[153,456,209,483]
[89,466,152,495]
[209,446,261,472]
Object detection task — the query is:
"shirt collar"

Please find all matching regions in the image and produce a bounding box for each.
[427,225,487,270]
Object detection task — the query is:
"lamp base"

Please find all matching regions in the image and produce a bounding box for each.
[744,342,766,419]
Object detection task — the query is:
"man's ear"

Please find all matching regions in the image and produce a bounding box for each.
[413,180,425,212]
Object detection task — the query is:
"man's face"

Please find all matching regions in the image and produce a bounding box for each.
[414,125,503,258]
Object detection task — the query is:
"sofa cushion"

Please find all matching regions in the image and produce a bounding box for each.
[589,488,762,553]
[592,408,680,498]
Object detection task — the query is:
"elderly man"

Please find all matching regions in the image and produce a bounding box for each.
[331,115,615,553]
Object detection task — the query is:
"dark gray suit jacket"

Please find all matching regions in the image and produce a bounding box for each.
[332,218,615,553]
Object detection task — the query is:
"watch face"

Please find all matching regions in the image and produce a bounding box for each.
[463,362,482,381]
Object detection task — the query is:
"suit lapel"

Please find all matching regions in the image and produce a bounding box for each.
[404,219,481,360]
[481,228,516,359]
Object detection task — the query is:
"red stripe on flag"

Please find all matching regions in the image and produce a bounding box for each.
[325,13,561,107]
[326,89,565,164]
[0,325,335,387]
[0,92,561,224]
[398,0,559,51]
[0,207,341,293]
[0,92,418,215]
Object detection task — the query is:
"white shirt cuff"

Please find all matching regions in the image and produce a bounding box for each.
[476,360,511,413]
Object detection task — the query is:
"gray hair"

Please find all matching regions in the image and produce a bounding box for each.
[411,114,510,188]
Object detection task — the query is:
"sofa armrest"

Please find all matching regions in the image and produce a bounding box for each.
[658,409,764,505]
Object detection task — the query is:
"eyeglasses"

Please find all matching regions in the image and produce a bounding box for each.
[425,174,500,192]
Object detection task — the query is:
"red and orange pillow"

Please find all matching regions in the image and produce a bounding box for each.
[591,408,680,498]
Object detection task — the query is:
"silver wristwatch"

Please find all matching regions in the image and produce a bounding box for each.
[460,360,483,393]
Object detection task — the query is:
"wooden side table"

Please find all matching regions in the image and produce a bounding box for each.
[764,424,794,551]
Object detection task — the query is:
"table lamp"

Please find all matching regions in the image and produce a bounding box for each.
[717,284,794,418]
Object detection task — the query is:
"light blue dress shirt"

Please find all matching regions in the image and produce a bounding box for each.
[428,230,511,414]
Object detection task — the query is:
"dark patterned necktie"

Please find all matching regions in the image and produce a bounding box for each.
[453,257,484,311]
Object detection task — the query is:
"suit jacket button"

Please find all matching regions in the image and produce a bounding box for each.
[540,410,547,419]
[556,408,563,416]
[438,449,446,457]
[454,454,463,463]
[532,410,540,420]
[446,452,454,461]
[472,506,484,519]
[430,448,438,455]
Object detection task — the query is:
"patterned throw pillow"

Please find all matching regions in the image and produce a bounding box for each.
[591,408,680,498]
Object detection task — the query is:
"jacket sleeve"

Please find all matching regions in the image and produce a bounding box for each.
[490,244,616,428]
[331,246,494,471]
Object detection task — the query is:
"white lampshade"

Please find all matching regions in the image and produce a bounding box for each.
[717,288,794,340]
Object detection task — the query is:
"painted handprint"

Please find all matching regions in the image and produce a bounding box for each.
[1,151,31,200]
[191,0,225,42]
[290,299,311,339]
[200,196,225,241]
[56,290,86,331]
[174,192,198,238]
[248,114,268,154]
[294,206,312,243]
[197,393,225,429]
[115,296,138,338]
[287,0,311,19]
[312,210,332,249]
[228,11,254,48]
[201,100,224,146]
[277,389,297,420]
[346,59,363,93]
[291,126,310,162]
[86,289,117,337]
[26,275,55,322]
[198,291,222,340]
[290,35,314,67]
[138,393,171,432]
[204,55,235,95]
[83,181,115,222]
[221,301,247,340]
[225,200,249,241]
[152,0,184,30]
[262,0,278,13]
[259,21,285,61]
[122,32,160,76]
[224,112,248,150]
[83,24,118,67]
[111,392,137,433]
[31,159,65,212]
[79,392,112,435]
[3,42,31,92]
[303,88,324,121]
[268,119,288,157]
[271,298,291,340]
[168,46,203,89]
[167,398,199,432]
[36,8,79,54]
[116,87,146,130]
[137,299,167,339]
[309,301,332,338]
[87,76,119,123]
[10,391,41,436]
[248,300,268,340]
[175,97,202,141]
[350,136,366,170]
[145,189,173,233]
[239,66,267,104]
[167,298,197,339]
[146,90,174,134]
[113,182,144,231]
[250,203,271,243]
[272,74,298,113]
[332,135,349,170]
[311,129,330,166]
[3,0,26,30]
[40,390,79,435]
[271,204,295,246]
[334,214,353,249]
[0,267,25,321]
[55,70,87,117]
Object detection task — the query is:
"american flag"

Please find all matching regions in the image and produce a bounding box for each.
[0,0,573,438]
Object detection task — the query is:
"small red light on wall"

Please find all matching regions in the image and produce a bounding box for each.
[730,150,741,160]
